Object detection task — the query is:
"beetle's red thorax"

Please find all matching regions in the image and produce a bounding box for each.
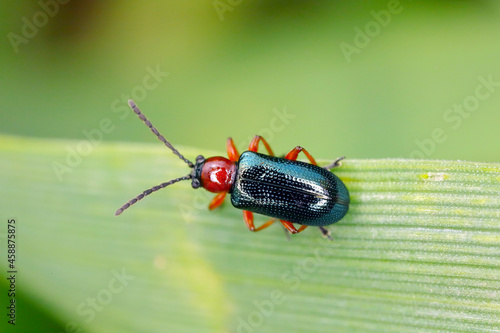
[200,156,237,193]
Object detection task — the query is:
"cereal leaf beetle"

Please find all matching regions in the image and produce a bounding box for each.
[115,100,350,237]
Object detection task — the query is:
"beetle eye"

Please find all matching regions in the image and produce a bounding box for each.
[191,178,201,189]
[196,155,205,163]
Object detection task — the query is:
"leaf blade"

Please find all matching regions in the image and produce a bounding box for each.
[0,135,499,333]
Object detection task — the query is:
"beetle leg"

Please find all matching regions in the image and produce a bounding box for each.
[323,156,345,170]
[209,192,227,210]
[285,146,317,165]
[319,226,333,240]
[248,136,274,156]
[243,210,276,231]
[280,220,308,234]
[281,224,292,240]
[226,137,240,162]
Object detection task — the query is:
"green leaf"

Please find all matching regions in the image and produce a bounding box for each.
[1,134,499,333]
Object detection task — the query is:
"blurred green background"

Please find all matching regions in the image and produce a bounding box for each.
[1,0,500,162]
[1,1,500,332]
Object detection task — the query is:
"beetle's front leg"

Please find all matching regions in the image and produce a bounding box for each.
[243,210,276,232]
[209,192,226,210]
[226,138,240,162]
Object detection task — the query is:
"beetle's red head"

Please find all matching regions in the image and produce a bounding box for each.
[191,155,237,193]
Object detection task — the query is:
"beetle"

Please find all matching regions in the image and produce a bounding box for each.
[115,100,350,237]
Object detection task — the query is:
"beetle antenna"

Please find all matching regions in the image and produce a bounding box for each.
[128,100,194,168]
[115,174,192,216]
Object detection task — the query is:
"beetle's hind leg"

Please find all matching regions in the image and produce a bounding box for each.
[281,224,292,240]
[280,220,308,234]
[281,221,331,239]
[323,156,345,170]
[319,226,333,240]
